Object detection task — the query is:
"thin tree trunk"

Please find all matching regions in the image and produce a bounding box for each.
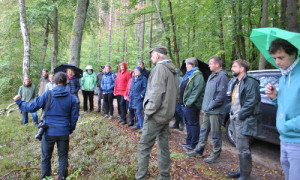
[259,0,268,70]
[139,0,146,61]
[280,0,287,28]
[51,4,58,72]
[40,17,50,67]
[148,0,153,67]
[97,1,104,64]
[107,0,113,64]
[68,0,89,67]
[155,0,174,61]
[18,0,31,77]
[216,0,225,66]
[237,0,246,59]
[122,27,127,62]
[287,0,298,32]
[167,0,180,68]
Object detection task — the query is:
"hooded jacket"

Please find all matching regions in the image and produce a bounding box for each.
[143,59,179,124]
[81,72,97,91]
[101,72,116,94]
[202,69,228,114]
[129,75,147,109]
[16,85,79,136]
[114,62,132,96]
[274,62,300,143]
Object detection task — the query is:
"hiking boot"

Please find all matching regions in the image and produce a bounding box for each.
[178,142,188,147]
[183,145,194,151]
[228,169,240,178]
[185,151,203,158]
[203,156,220,164]
[104,114,109,118]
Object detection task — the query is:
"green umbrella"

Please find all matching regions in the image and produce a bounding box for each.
[250,27,300,68]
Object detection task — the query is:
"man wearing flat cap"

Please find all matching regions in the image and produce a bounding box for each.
[136,45,179,180]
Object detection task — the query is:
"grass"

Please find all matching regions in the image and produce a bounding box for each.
[0,102,138,180]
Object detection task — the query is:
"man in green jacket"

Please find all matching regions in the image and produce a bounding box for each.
[18,76,38,125]
[186,56,228,163]
[135,45,179,180]
[228,59,261,180]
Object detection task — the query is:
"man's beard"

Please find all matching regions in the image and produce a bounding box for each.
[232,71,239,77]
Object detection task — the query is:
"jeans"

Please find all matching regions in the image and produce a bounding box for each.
[22,111,38,125]
[82,90,94,112]
[103,93,114,116]
[280,141,300,180]
[41,135,69,180]
[136,116,170,180]
[182,106,200,148]
[134,108,144,129]
[117,95,127,122]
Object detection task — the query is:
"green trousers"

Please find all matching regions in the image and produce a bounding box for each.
[135,117,171,180]
[195,113,222,157]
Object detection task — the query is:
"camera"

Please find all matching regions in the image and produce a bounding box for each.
[35,122,49,141]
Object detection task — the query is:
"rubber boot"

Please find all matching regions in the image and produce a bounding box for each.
[238,153,252,180]
[228,169,240,178]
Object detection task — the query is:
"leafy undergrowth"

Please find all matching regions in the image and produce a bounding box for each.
[0,101,285,180]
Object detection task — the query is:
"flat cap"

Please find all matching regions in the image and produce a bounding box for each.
[149,45,168,55]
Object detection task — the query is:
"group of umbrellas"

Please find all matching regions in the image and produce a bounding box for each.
[54,27,299,77]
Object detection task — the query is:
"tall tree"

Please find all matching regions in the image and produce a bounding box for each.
[51,2,58,72]
[40,17,50,68]
[107,0,113,64]
[167,0,180,68]
[148,0,153,67]
[139,0,146,61]
[68,0,90,67]
[287,0,298,32]
[18,0,31,77]
[280,0,287,28]
[259,0,268,69]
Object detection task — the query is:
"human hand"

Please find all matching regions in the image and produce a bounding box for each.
[265,83,277,100]
[13,95,21,101]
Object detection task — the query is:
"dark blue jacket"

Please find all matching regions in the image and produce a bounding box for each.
[66,76,80,95]
[16,85,79,136]
[141,68,150,79]
[101,72,116,94]
[129,75,147,109]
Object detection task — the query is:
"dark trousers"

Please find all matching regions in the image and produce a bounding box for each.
[174,104,184,127]
[97,90,103,111]
[41,135,69,180]
[82,90,94,112]
[103,93,114,116]
[117,95,127,122]
[182,106,200,148]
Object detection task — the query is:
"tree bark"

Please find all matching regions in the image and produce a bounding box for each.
[139,0,146,61]
[40,17,50,68]
[287,0,298,32]
[18,0,31,77]
[167,0,180,68]
[216,0,225,66]
[51,4,58,72]
[148,0,153,67]
[107,0,113,64]
[68,0,89,67]
[155,0,174,61]
[280,0,287,28]
[259,0,268,70]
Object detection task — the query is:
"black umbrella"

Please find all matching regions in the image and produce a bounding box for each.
[180,59,211,82]
[54,64,83,78]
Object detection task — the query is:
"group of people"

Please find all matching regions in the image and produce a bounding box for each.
[13,37,300,180]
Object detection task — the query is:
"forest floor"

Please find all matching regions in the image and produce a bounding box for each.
[0,96,284,180]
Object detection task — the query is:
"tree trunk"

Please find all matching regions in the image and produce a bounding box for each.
[148,0,153,67]
[68,0,89,67]
[154,0,174,61]
[51,4,58,72]
[167,0,180,68]
[216,0,225,66]
[287,0,298,32]
[237,0,246,59]
[280,0,287,28]
[18,0,31,77]
[139,0,146,61]
[122,27,127,62]
[40,17,50,68]
[107,0,113,64]
[259,0,268,70]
